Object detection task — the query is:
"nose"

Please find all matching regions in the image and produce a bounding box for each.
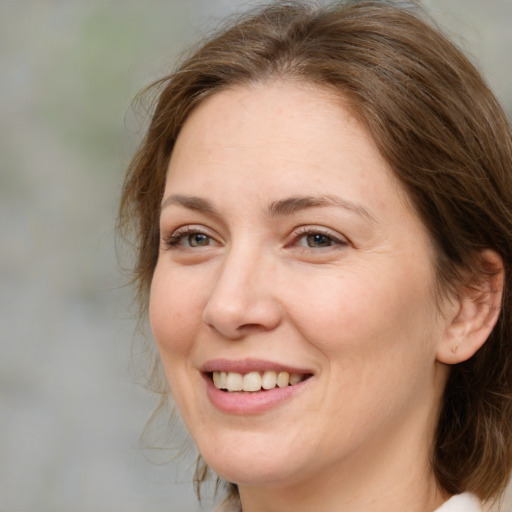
[202,248,282,340]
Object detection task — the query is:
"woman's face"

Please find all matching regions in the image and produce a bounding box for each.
[150,82,451,489]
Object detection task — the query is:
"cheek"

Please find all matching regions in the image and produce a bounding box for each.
[286,267,440,443]
[286,265,437,358]
[149,265,204,356]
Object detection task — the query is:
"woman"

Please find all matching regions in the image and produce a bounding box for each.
[119,1,512,510]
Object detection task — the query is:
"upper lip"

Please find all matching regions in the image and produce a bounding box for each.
[201,358,314,375]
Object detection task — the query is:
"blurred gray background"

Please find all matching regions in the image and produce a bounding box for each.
[1,1,511,511]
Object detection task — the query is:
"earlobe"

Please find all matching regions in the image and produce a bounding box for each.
[436,249,504,365]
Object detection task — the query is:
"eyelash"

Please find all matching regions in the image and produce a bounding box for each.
[163,226,217,249]
[291,227,348,249]
[163,225,348,251]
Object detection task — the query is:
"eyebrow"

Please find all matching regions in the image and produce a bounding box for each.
[161,193,375,221]
[161,194,221,217]
[268,195,375,221]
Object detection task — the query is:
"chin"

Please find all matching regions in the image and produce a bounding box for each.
[208,457,299,487]
[197,432,307,486]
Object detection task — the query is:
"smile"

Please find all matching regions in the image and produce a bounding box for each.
[211,370,309,392]
[201,360,314,414]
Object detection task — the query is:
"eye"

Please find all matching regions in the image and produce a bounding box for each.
[293,228,348,249]
[302,233,335,248]
[184,233,211,247]
[164,227,218,249]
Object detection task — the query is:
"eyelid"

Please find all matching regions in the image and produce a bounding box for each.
[289,225,350,248]
[162,224,221,248]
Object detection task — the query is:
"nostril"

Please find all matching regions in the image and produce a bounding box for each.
[239,323,271,333]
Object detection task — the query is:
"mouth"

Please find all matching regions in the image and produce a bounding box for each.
[209,370,312,393]
[201,360,313,414]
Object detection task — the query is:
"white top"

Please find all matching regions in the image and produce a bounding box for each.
[434,493,482,512]
[226,492,487,512]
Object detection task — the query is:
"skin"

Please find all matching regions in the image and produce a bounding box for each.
[149,81,495,511]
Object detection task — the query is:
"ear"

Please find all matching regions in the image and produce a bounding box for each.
[436,249,504,365]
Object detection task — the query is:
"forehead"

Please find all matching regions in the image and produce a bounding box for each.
[168,82,386,185]
[164,81,420,229]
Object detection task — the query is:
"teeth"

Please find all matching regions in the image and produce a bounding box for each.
[243,372,262,392]
[226,372,243,391]
[277,371,290,388]
[289,373,303,385]
[261,370,277,389]
[213,371,228,389]
[212,370,306,392]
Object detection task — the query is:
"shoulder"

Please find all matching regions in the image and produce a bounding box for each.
[434,493,482,512]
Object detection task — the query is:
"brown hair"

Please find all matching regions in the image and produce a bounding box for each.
[118,0,512,506]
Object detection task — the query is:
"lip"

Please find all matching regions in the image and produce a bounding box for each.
[201,359,313,415]
[201,358,313,375]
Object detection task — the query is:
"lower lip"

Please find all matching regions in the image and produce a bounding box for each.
[203,373,310,415]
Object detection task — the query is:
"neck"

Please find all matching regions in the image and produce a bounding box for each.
[239,464,446,512]
[238,401,448,512]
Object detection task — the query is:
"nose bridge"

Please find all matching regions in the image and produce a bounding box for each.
[202,239,280,338]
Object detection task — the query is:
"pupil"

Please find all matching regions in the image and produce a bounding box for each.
[307,234,330,247]
[191,234,208,246]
